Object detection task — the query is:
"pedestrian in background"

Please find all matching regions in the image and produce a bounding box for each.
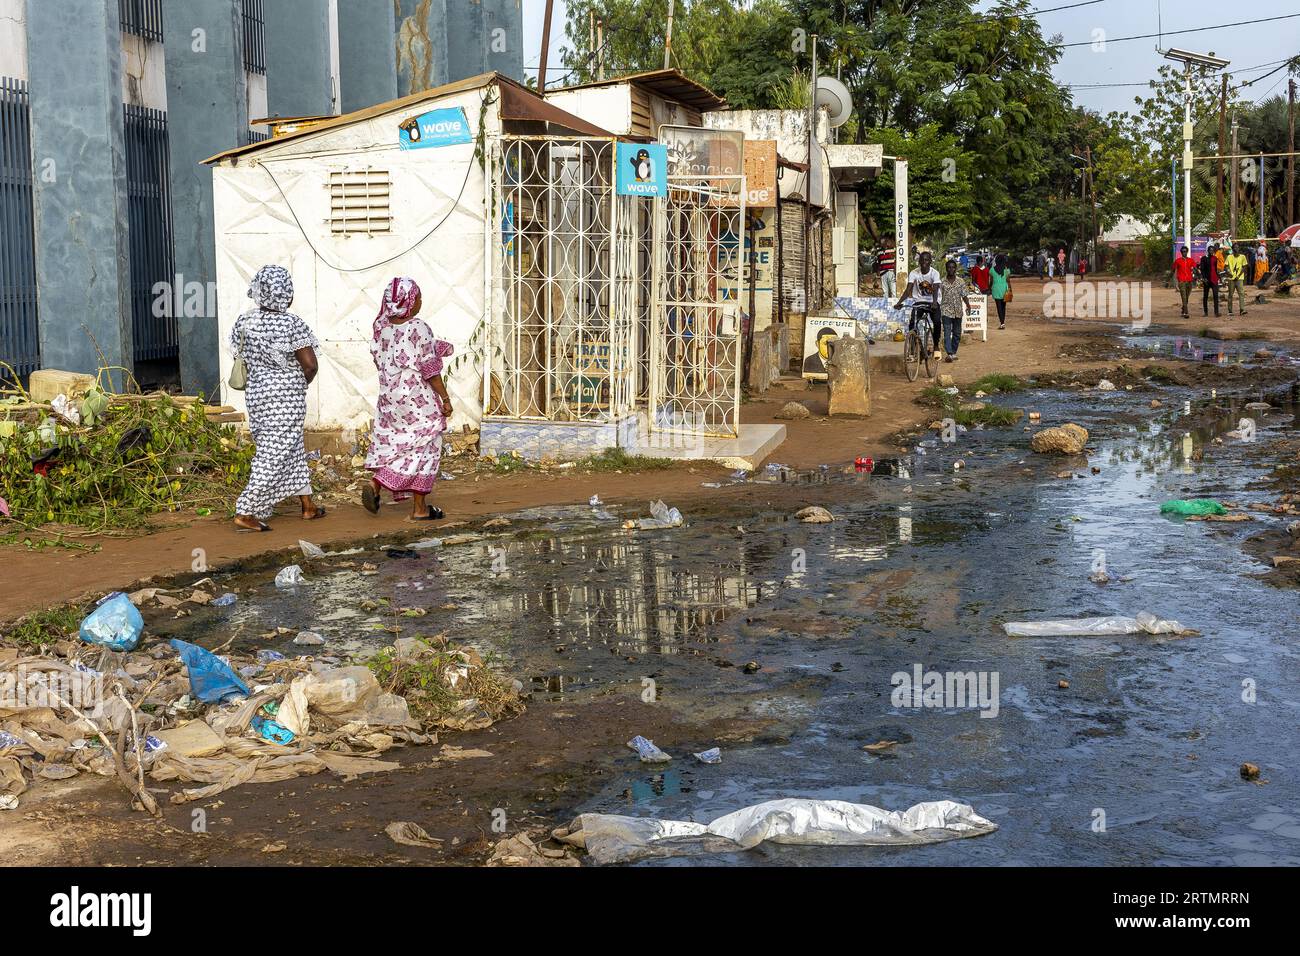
[1200,243,1221,317]
[970,254,991,296]
[229,265,325,532]
[1173,245,1196,318]
[1255,239,1269,283]
[939,259,971,363]
[877,245,896,299]
[1225,244,1249,316]
[990,254,1012,330]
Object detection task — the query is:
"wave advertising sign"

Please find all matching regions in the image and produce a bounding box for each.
[399,107,473,150]
[616,142,668,198]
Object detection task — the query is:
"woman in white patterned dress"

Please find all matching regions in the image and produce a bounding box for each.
[229,265,326,532]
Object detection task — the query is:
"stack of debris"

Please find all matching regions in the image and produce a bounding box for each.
[0,609,523,814]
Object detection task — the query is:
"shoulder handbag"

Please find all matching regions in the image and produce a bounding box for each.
[1003,275,1014,303]
[228,328,248,391]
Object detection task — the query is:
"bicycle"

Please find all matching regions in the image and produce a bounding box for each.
[903,303,937,382]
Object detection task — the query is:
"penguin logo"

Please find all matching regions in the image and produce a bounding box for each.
[630,148,653,183]
[400,116,422,143]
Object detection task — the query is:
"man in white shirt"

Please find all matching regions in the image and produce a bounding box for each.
[894,250,943,361]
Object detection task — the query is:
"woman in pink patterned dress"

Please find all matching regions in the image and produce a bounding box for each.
[362,277,454,521]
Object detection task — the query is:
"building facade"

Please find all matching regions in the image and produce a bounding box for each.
[0,0,521,395]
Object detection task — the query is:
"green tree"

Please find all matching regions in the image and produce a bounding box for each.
[859,125,976,247]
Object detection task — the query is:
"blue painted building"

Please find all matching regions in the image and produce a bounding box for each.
[0,0,522,396]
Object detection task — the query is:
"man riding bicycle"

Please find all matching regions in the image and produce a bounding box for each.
[894,250,943,362]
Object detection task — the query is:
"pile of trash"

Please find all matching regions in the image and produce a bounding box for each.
[0,598,523,814]
[0,385,253,532]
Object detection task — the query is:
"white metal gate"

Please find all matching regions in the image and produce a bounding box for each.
[648,174,747,439]
[487,136,648,423]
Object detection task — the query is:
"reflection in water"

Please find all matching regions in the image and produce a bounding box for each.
[183,374,1300,866]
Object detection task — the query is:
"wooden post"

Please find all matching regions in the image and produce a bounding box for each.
[537,0,554,91]
[664,0,676,71]
[1289,79,1296,225]
[1230,113,1238,238]
[596,19,605,81]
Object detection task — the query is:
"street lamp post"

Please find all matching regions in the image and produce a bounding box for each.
[1162,48,1230,256]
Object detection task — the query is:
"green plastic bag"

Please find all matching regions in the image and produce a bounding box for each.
[1160,499,1227,516]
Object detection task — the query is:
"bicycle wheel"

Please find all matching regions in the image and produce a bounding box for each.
[904,330,920,381]
[918,319,934,379]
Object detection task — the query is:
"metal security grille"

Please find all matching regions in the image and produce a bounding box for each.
[648,175,746,439]
[487,137,645,423]
[242,0,267,75]
[0,78,38,382]
[119,0,164,42]
[124,105,177,362]
[328,169,392,235]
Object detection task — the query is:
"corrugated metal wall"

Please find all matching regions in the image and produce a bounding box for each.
[0,77,38,382]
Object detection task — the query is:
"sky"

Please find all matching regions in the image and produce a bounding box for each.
[520,1,1300,116]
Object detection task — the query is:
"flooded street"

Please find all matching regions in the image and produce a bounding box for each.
[152,368,1300,866]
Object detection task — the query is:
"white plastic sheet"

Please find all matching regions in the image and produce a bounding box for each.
[1003,611,1189,638]
[557,798,997,864]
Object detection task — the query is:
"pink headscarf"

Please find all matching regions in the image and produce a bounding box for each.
[373,277,422,340]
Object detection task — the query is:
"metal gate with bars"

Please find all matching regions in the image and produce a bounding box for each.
[487,136,649,424]
[648,175,747,439]
[0,77,37,382]
[124,104,176,364]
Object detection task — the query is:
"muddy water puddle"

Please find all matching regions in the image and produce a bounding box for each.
[158,375,1300,865]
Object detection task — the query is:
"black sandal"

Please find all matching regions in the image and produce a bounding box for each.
[236,519,271,533]
[362,484,379,514]
[410,505,444,521]
[302,506,327,520]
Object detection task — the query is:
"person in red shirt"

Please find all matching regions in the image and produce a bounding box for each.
[970,255,991,294]
[1173,245,1196,317]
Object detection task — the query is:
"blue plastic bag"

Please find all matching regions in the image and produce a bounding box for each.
[79,593,144,652]
[169,638,250,704]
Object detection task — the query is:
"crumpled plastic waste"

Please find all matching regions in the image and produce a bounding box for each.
[556,798,997,864]
[170,638,251,703]
[626,735,671,763]
[50,393,81,424]
[693,747,721,764]
[212,593,238,607]
[299,539,325,559]
[275,565,305,587]
[623,501,683,531]
[250,714,295,745]
[79,593,144,652]
[1003,611,1191,637]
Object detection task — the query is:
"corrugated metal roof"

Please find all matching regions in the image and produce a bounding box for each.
[203,72,613,166]
[549,69,727,113]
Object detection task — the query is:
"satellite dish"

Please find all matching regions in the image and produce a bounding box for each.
[812,76,853,128]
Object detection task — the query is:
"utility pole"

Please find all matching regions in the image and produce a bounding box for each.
[1230,112,1239,238]
[665,0,676,71]
[1216,74,1226,231]
[1289,78,1296,225]
[596,19,605,81]
[1086,144,1098,269]
[537,0,554,92]
[804,35,817,315]
[1162,49,1230,256]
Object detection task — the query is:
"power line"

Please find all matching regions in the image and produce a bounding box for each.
[1028,0,1108,12]
[1059,12,1300,48]
[1065,58,1297,92]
